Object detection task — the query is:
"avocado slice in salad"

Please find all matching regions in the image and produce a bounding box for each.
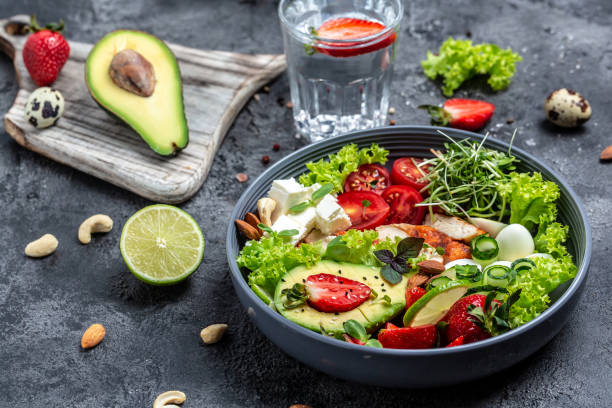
[403,281,470,327]
[275,260,408,335]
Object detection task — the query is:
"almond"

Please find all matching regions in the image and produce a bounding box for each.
[245,212,262,234]
[81,323,105,349]
[235,219,261,240]
[407,272,429,289]
[601,145,612,161]
[417,260,445,275]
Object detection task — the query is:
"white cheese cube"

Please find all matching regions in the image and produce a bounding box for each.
[315,194,352,235]
[271,215,308,245]
[267,178,311,222]
[288,206,317,231]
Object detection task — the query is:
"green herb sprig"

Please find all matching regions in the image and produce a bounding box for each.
[374,237,425,284]
[468,290,522,336]
[258,223,298,238]
[289,183,334,213]
[342,319,383,348]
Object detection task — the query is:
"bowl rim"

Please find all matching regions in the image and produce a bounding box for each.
[226,125,592,355]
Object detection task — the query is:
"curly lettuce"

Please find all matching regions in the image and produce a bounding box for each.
[299,143,389,193]
[422,37,522,96]
[237,235,323,303]
[323,229,400,267]
[498,172,560,232]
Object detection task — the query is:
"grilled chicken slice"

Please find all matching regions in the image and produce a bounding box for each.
[376,224,472,264]
[423,213,485,243]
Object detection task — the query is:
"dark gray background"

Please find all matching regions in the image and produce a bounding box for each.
[1,0,610,407]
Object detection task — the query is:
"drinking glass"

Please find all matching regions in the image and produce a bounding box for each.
[279,0,403,142]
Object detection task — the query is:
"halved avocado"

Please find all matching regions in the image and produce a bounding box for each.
[85,30,188,155]
[275,260,408,335]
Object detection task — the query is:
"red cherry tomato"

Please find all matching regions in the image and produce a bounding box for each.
[337,191,390,231]
[391,158,430,191]
[381,185,425,225]
[344,164,391,195]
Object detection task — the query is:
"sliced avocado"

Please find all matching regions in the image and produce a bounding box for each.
[85,30,188,155]
[403,281,469,327]
[274,260,408,335]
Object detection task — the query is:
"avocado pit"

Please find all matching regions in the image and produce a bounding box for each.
[109,49,156,97]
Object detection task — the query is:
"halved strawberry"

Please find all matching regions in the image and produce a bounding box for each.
[305,273,371,313]
[419,99,495,131]
[405,286,426,310]
[313,18,396,58]
[378,324,437,349]
[445,335,465,347]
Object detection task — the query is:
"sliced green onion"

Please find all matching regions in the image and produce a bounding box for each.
[427,276,452,290]
[511,258,536,272]
[470,235,499,262]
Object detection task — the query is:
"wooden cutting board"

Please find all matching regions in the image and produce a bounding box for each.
[0,14,286,203]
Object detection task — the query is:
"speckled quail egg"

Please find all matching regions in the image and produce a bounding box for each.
[544,88,591,128]
[25,87,65,129]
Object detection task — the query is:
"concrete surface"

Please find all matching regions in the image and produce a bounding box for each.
[1,0,610,406]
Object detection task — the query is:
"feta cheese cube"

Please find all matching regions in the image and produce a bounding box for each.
[271,215,307,245]
[315,194,352,235]
[288,206,317,231]
[267,178,311,222]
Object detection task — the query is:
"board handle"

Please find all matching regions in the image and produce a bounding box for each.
[0,15,31,59]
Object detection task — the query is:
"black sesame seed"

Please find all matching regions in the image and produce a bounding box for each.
[301,309,304,312]
[382,288,386,292]
[381,283,385,286]
[345,291,348,296]
[302,279,306,283]
[349,288,353,292]
[340,281,343,284]
[374,276,379,279]
[363,277,367,280]
[338,270,342,274]
[334,312,339,316]
[281,278,286,282]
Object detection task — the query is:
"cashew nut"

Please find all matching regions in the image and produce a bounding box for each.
[153,391,185,408]
[25,233,58,258]
[257,198,276,226]
[200,323,228,344]
[78,214,113,244]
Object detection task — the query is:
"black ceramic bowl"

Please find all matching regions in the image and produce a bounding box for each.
[226,126,591,388]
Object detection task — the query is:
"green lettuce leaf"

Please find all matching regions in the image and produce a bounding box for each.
[324,229,400,266]
[507,255,577,328]
[498,172,560,232]
[237,235,323,302]
[299,143,389,193]
[422,37,522,96]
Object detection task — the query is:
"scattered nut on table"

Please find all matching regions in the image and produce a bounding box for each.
[81,323,106,349]
[153,390,186,408]
[544,88,591,128]
[600,145,612,161]
[78,214,113,244]
[25,233,58,258]
[200,323,228,344]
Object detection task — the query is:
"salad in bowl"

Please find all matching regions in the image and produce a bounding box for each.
[234,133,577,350]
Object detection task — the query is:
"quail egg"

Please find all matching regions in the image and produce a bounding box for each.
[544,88,591,128]
[25,87,65,129]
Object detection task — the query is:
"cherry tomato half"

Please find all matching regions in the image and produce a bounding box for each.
[391,158,430,191]
[337,191,390,231]
[381,185,425,225]
[344,164,391,195]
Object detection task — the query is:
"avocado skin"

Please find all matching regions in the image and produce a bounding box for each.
[274,260,408,335]
[85,30,188,156]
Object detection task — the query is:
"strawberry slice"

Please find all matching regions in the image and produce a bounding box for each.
[384,322,399,330]
[405,286,427,310]
[305,273,371,313]
[313,18,396,58]
[377,325,437,349]
[445,335,465,347]
[419,99,495,131]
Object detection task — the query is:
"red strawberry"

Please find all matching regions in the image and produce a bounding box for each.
[313,18,396,58]
[405,286,426,310]
[419,99,495,131]
[445,335,465,347]
[305,273,371,313]
[22,16,70,86]
[384,322,399,330]
[378,325,437,349]
[444,294,494,344]
[343,334,365,345]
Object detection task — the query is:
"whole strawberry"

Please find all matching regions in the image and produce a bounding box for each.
[22,16,70,86]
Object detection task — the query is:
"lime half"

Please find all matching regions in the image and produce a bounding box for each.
[120,205,205,285]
